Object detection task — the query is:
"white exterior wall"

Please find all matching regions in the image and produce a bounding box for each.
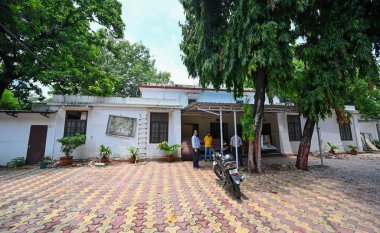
[53,107,147,160]
[359,120,380,141]
[146,109,182,157]
[52,107,182,160]
[0,113,57,165]
[140,87,255,108]
[277,112,361,154]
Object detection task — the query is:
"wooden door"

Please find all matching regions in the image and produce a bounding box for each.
[26,125,48,164]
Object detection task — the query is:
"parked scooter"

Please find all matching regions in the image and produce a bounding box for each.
[212,145,245,199]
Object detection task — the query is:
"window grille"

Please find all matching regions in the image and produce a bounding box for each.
[287,115,302,141]
[64,111,87,136]
[150,112,169,143]
[339,123,353,141]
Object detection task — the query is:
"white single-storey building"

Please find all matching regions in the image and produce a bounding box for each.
[0,84,379,165]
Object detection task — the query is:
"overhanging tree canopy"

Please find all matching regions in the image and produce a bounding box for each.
[0,0,124,99]
[180,0,299,173]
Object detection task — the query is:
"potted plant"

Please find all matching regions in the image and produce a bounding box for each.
[128,146,138,163]
[348,145,358,155]
[99,145,112,163]
[57,133,86,166]
[39,156,52,169]
[327,142,339,154]
[158,141,181,162]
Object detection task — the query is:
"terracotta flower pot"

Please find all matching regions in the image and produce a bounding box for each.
[129,155,136,163]
[100,156,110,163]
[351,150,358,155]
[60,156,73,166]
[167,155,174,162]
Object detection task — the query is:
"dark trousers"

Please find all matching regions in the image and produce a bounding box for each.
[193,149,200,168]
[231,147,243,166]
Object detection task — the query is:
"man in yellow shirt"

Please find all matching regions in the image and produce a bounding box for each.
[203,132,213,162]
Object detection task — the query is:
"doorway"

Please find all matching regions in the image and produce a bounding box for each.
[26,125,48,164]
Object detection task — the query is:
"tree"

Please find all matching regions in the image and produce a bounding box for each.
[98,39,172,97]
[180,0,297,173]
[290,0,379,170]
[0,89,20,110]
[0,0,124,99]
[347,76,380,119]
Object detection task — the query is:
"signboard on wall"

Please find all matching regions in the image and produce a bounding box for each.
[106,115,136,137]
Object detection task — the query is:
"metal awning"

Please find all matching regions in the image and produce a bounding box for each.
[182,102,298,169]
[182,102,298,115]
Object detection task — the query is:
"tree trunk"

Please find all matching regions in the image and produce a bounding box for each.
[0,84,7,99]
[0,50,17,100]
[296,117,316,170]
[247,140,255,172]
[250,68,267,173]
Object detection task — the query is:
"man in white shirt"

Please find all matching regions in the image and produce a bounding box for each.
[230,134,243,166]
[191,130,201,170]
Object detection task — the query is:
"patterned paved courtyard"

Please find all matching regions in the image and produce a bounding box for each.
[0,155,379,233]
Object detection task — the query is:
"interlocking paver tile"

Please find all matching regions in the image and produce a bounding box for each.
[1,155,380,232]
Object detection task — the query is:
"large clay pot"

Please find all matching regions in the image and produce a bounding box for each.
[129,155,136,163]
[167,155,174,162]
[60,156,73,166]
[351,150,358,155]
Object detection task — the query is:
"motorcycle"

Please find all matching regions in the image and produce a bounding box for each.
[212,145,245,199]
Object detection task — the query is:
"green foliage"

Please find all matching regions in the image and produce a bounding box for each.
[287,1,379,122]
[180,0,296,97]
[98,39,172,97]
[128,146,139,157]
[40,156,53,164]
[57,134,86,157]
[6,157,25,168]
[327,142,339,151]
[240,100,255,141]
[0,0,124,99]
[348,145,358,150]
[373,140,380,148]
[346,78,380,119]
[99,145,112,156]
[157,141,181,156]
[0,89,20,110]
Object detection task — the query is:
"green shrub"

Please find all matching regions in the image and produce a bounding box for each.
[373,140,380,148]
[157,141,181,156]
[348,145,358,150]
[40,156,53,164]
[99,145,112,156]
[7,157,25,168]
[128,146,138,157]
[57,134,86,157]
[327,142,339,150]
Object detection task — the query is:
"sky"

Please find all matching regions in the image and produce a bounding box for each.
[120,0,197,85]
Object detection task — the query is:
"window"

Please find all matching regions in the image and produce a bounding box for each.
[150,112,169,143]
[339,123,353,141]
[287,115,301,141]
[188,99,197,105]
[64,111,87,136]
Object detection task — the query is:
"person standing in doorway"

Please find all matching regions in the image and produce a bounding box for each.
[203,132,213,162]
[230,134,243,166]
[192,130,201,170]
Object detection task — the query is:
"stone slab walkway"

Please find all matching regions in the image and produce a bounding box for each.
[0,155,379,232]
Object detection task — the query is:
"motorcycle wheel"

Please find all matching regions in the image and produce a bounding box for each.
[213,164,223,180]
[233,182,241,199]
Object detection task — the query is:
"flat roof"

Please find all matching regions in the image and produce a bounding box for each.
[139,84,255,93]
[0,110,58,113]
